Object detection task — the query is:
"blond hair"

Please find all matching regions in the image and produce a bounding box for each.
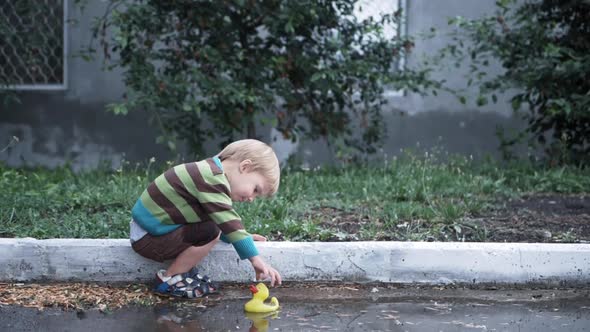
[217,139,280,196]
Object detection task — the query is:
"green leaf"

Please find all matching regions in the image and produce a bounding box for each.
[108,103,128,115]
[511,98,521,111]
[167,140,176,151]
[285,21,294,34]
[310,72,324,82]
[476,95,488,106]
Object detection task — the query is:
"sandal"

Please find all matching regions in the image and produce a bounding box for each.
[154,271,212,299]
[182,267,220,294]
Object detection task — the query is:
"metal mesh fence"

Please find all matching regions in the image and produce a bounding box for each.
[0,0,66,90]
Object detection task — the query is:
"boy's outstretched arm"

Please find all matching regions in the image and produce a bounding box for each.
[249,255,282,287]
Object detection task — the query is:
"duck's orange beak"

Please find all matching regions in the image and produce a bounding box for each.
[249,284,258,293]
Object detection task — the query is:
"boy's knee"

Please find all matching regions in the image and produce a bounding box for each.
[191,234,219,255]
[208,230,221,245]
[188,221,221,246]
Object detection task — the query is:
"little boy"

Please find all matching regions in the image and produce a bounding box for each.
[129,139,282,298]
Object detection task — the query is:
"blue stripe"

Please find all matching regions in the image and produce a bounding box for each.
[219,233,230,244]
[213,156,223,170]
[131,199,181,236]
[232,236,259,260]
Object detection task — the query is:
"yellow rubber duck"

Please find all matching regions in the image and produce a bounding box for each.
[244,283,279,313]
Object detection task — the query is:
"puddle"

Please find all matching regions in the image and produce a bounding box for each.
[1,298,589,331]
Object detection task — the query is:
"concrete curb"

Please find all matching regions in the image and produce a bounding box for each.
[1,238,589,285]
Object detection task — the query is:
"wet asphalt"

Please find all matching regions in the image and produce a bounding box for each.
[1,291,589,332]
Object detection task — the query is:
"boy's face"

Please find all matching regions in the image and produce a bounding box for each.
[228,161,268,203]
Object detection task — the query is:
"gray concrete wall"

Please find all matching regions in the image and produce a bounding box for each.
[0,0,521,170]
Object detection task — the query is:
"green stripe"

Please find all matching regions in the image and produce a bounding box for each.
[154,176,199,222]
[177,164,231,204]
[210,210,241,224]
[174,165,204,220]
[224,229,250,243]
[197,161,230,186]
[140,191,175,225]
[198,191,232,204]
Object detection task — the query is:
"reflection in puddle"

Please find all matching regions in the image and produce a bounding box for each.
[1,299,589,331]
[245,311,280,332]
[147,300,590,332]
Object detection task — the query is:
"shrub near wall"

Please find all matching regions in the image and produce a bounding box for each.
[86,0,436,157]
[439,0,590,165]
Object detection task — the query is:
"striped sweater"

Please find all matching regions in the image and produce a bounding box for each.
[131,157,258,259]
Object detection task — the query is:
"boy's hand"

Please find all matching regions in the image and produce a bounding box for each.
[248,256,282,287]
[252,234,267,241]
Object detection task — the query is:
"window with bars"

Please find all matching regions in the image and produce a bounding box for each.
[0,0,67,90]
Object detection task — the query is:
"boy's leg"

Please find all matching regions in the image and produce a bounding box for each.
[132,220,221,273]
[132,221,222,297]
[164,231,221,277]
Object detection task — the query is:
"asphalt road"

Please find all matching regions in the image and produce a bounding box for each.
[1,286,589,332]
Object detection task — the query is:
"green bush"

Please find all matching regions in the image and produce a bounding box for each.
[86,0,436,157]
[439,0,590,165]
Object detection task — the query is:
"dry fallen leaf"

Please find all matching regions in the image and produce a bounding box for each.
[0,282,169,310]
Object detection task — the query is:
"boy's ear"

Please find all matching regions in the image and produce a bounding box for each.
[239,159,253,173]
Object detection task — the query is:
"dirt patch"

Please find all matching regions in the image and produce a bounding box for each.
[1,282,588,311]
[478,194,590,243]
[296,194,590,243]
[309,207,369,236]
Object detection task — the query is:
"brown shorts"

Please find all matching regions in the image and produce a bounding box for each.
[131,221,221,262]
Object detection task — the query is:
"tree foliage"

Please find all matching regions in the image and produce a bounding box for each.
[440,0,590,165]
[87,0,436,157]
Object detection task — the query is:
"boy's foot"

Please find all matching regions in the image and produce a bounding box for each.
[154,270,217,299]
[181,267,220,294]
